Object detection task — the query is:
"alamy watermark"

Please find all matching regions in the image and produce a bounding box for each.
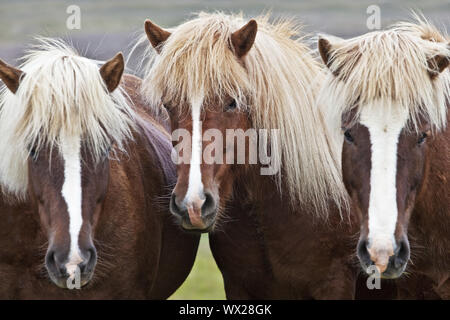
[66,5,81,30]
[171,127,281,176]
[66,265,81,290]
[366,5,381,30]
[366,265,382,290]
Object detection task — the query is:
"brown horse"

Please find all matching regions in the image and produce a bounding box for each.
[317,19,450,298]
[0,38,199,299]
[140,12,363,299]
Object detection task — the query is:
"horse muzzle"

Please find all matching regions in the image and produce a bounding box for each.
[170,191,217,232]
[357,235,410,279]
[45,246,97,289]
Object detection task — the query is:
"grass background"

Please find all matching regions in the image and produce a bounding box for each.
[0,0,448,299]
[169,235,225,300]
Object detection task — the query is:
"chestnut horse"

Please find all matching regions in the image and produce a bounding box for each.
[140,12,363,299]
[317,19,450,298]
[0,38,199,299]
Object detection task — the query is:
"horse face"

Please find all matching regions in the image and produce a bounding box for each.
[167,98,251,232]
[28,144,110,288]
[318,30,450,280]
[144,19,258,232]
[0,51,125,289]
[342,105,429,278]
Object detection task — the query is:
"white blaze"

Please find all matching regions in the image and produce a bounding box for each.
[60,134,83,277]
[360,102,408,252]
[184,97,204,204]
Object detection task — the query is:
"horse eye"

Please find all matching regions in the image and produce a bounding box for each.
[29,148,37,160]
[225,99,237,111]
[105,146,112,158]
[344,129,354,143]
[418,132,428,145]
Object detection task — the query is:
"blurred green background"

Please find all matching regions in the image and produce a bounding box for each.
[0,0,448,299]
[169,235,225,300]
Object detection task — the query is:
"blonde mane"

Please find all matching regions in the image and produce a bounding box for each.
[0,38,136,198]
[318,18,450,133]
[141,12,347,213]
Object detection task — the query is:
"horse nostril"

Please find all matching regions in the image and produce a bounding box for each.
[170,193,186,217]
[79,247,97,274]
[45,250,55,269]
[202,192,216,217]
[394,238,410,269]
[357,239,369,258]
[356,238,373,267]
[45,250,66,276]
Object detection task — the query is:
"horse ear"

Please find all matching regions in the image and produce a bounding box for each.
[427,45,450,79]
[318,35,347,76]
[0,58,24,94]
[318,37,333,67]
[144,19,171,53]
[100,52,124,92]
[231,19,258,58]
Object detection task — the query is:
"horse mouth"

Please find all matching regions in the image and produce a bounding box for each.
[360,258,407,280]
[48,271,94,289]
[180,215,215,233]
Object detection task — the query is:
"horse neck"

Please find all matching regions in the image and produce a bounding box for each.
[134,115,176,184]
[117,73,174,185]
[233,164,279,204]
[95,76,175,250]
[121,74,171,132]
[234,165,306,217]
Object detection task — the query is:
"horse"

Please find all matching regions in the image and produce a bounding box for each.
[0,38,199,299]
[317,19,450,299]
[139,12,364,299]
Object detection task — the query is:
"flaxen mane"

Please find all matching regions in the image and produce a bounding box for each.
[140,12,347,213]
[318,18,450,133]
[0,38,136,198]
